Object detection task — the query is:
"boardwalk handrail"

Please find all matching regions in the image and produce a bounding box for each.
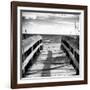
[22,43,43,71]
[62,43,79,69]
[62,39,79,55]
[22,39,42,62]
[22,35,43,76]
[22,36,42,54]
[66,40,79,55]
[61,38,79,75]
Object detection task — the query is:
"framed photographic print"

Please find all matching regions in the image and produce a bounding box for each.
[11,1,88,89]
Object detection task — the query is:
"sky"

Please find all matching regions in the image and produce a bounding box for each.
[22,11,80,35]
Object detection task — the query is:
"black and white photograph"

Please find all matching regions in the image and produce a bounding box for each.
[20,9,81,81]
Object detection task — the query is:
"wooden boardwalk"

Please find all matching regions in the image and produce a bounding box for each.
[24,43,76,78]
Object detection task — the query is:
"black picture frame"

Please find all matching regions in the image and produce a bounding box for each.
[11,1,88,89]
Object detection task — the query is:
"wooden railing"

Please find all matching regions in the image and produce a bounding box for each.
[22,36,43,77]
[61,39,79,75]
